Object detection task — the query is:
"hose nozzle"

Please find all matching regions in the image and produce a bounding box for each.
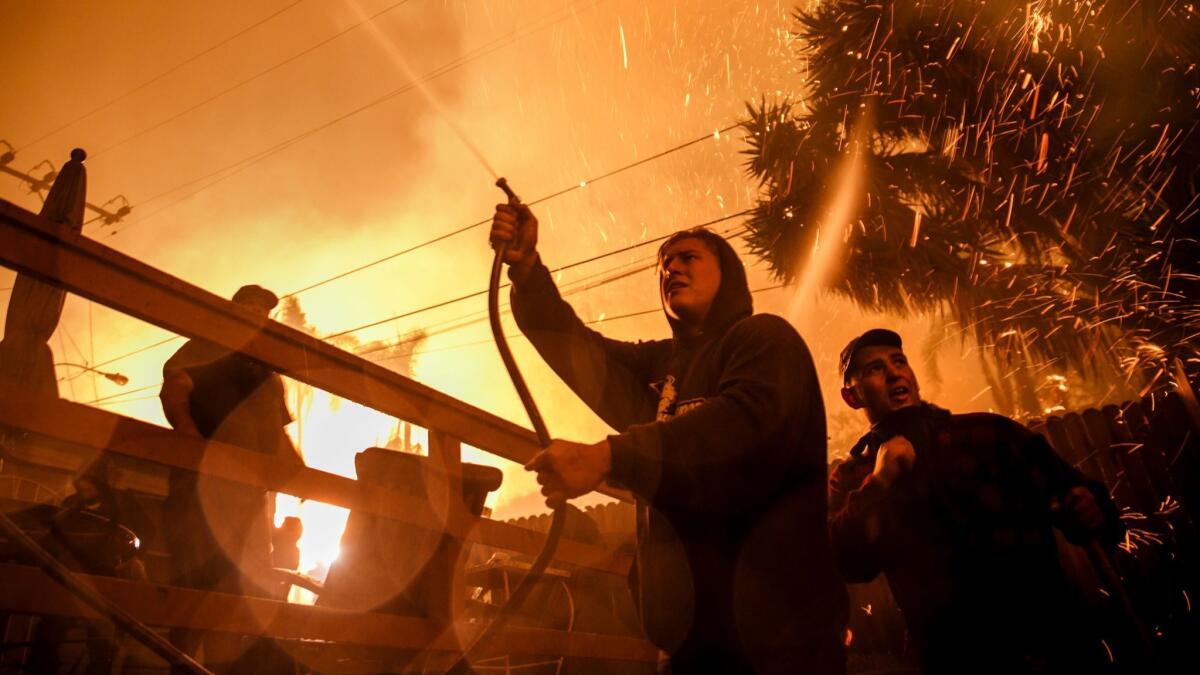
[496,177,521,205]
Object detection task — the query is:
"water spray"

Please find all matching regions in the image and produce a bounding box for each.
[444,178,567,674]
[341,12,569,661]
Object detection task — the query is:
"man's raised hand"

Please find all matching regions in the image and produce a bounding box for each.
[490,203,539,280]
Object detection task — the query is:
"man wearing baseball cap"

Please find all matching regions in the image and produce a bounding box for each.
[160,285,302,670]
[828,329,1122,674]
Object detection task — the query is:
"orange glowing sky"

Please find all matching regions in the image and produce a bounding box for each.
[1,1,998,560]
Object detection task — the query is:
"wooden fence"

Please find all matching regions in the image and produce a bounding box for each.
[0,192,657,672]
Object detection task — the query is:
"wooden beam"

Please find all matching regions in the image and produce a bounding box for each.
[0,390,631,576]
[0,200,527,462]
[0,199,631,502]
[430,430,468,621]
[0,563,659,662]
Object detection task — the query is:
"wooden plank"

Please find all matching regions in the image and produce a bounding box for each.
[0,199,631,502]
[0,563,659,662]
[430,430,468,621]
[0,391,632,576]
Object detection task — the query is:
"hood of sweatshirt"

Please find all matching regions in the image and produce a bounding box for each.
[661,232,753,345]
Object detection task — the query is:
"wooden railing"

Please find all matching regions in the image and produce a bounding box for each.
[0,196,653,667]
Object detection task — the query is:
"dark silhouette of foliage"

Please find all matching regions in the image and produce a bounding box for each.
[742,0,1200,402]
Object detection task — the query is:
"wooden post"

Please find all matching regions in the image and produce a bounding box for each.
[428,429,467,624]
[0,149,87,399]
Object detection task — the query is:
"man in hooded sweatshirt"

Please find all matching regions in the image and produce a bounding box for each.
[490,204,849,674]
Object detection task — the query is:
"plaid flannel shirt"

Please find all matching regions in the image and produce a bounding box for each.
[828,404,1121,673]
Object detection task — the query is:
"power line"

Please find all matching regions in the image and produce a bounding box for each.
[76,227,760,408]
[87,210,748,372]
[350,222,750,358]
[419,256,661,334]
[86,279,786,407]
[84,247,766,407]
[0,152,133,227]
[84,382,160,406]
[107,0,604,237]
[326,210,750,340]
[282,124,739,298]
[89,90,738,364]
[92,335,180,370]
[352,257,661,356]
[16,1,307,153]
[91,0,416,159]
[93,394,162,407]
[351,256,658,358]
[371,282,788,364]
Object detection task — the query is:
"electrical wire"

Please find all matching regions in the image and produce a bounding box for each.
[283,126,740,298]
[93,394,162,407]
[75,219,749,409]
[87,244,650,374]
[323,210,749,340]
[16,0,307,152]
[92,335,181,370]
[90,0,417,159]
[108,0,606,237]
[365,224,759,362]
[84,383,161,406]
[349,221,750,356]
[351,255,658,358]
[355,221,753,361]
[371,282,788,365]
[78,4,743,373]
[76,227,764,407]
[94,139,746,368]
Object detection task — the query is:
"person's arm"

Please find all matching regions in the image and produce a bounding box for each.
[1011,420,1124,549]
[268,374,305,467]
[605,315,818,515]
[159,369,202,437]
[510,260,662,430]
[828,456,890,583]
[494,203,658,430]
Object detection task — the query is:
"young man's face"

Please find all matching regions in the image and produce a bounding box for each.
[841,345,922,422]
[660,237,722,328]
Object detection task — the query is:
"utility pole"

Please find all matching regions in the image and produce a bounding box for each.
[0,140,131,227]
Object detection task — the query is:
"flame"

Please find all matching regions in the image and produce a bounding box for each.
[278,385,429,590]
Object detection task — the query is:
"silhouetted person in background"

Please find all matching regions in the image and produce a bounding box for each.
[159,284,301,673]
[828,329,1123,674]
[271,516,302,571]
[270,516,303,602]
[491,204,848,675]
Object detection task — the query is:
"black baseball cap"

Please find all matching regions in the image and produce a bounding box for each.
[231,284,279,309]
[839,328,903,384]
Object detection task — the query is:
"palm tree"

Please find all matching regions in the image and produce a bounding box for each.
[742,0,1199,412]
